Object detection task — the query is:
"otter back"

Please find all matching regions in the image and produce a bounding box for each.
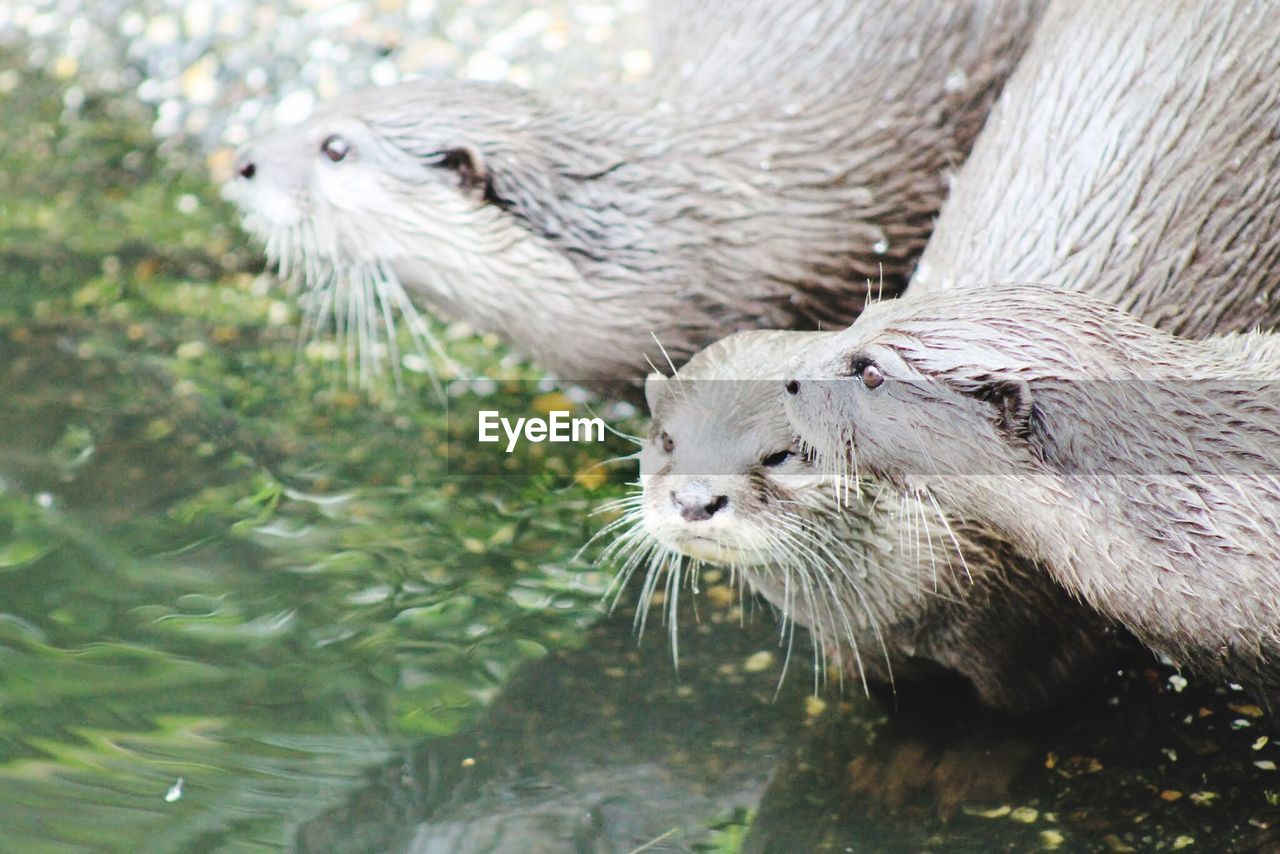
[912,0,1280,338]
[229,0,1047,391]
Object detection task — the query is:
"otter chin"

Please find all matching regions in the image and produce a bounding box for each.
[674,536,748,565]
[784,285,1280,702]
[598,329,1113,714]
[226,0,1048,392]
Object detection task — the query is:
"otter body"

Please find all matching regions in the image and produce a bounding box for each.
[784,286,1280,693]
[610,329,1111,713]
[228,0,1046,390]
[910,0,1280,336]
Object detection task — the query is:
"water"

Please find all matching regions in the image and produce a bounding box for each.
[0,56,623,850]
[3,40,1280,854]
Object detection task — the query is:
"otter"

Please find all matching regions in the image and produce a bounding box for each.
[600,328,1113,713]
[783,285,1280,697]
[226,0,1047,390]
[617,0,1280,709]
[908,0,1280,337]
[771,0,1280,698]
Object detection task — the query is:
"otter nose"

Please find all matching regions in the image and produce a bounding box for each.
[785,380,800,395]
[671,490,729,522]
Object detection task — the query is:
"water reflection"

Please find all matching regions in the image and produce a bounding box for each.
[296,596,808,852]
[300,615,1280,852]
[0,321,613,849]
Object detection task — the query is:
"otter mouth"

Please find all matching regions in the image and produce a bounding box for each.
[674,533,757,565]
[222,188,452,390]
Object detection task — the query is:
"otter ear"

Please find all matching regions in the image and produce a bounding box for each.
[644,372,668,414]
[978,378,1034,439]
[434,146,487,196]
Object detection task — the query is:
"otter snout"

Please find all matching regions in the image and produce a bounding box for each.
[671,488,729,522]
[235,147,258,181]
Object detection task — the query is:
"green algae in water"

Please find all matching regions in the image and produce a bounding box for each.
[0,54,632,850]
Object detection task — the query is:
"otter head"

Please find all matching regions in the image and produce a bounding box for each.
[601,318,1118,707]
[635,331,831,568]
[226,79,613,378]
[231,81,532,272]
[600,329,927,676]
[782,291,1049,491]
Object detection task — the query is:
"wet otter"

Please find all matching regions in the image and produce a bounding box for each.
[783,285,1280,696]
[910,0,1280,336]
[227,0,1046,390]
[601,328,1112,713]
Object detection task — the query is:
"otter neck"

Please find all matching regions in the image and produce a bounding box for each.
[925,474,1142,582]
[398,92,944,386]
[918,462,1279,670]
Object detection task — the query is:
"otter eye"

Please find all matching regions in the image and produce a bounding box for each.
[321,134,350,163]
[761,449,794,467]
[660,432,674,453]
[851,357,884,390]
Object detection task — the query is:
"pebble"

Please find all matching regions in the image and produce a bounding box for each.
[0,0,652,171]
[1009,807,1039,823]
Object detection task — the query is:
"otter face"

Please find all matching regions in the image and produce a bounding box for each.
[637,371,823,567]
[596,327,1116,708]
[600,338,912,675]
[228,93,553,280]
[229,111,454,269]
[783,300,1036,487]
[597,330,924,677]
[225,80,592,380]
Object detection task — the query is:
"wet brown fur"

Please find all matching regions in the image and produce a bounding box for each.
[786,286,1280,700]
[610,330,1113,713]
[228,0,1046,390]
